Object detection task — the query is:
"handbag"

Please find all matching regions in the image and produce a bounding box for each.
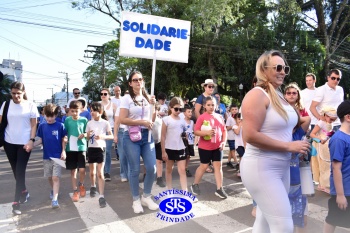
[0,101,10,147]
[129,100,144,142]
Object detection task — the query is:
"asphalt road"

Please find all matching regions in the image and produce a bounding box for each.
[0,147,349,233]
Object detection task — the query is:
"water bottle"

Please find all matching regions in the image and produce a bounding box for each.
[299,161,315,196]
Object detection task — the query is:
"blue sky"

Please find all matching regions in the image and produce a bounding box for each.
[0,0,118,103]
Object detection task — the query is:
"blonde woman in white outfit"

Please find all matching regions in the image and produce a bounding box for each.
[240,50,310,233]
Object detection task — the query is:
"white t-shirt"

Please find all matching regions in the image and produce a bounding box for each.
[159,103,168,118]
[312,83,344,126]
[67,97,87,108]
[184,119,194,145]
[300,88,317,124]
[0,100,39,144]
[86,119,111,148]
[120,95,151,130]
[233,125,244,149]
[226,116,236,140]
[111,97,121,108]
[162,116,186,150]
[114,107,126,129]
[102,101,114,129]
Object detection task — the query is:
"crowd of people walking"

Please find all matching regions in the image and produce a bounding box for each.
[0,49,349,233]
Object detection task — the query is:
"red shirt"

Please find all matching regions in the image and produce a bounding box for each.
[299,108,309,117]
[194,112,226,150]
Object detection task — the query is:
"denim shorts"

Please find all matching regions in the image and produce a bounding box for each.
[227,140,235,151]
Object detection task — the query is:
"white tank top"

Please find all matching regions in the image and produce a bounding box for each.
[103,102,114,129]
[245,87,298,160]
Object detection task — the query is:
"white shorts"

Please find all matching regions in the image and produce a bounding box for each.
[43,159,62,177]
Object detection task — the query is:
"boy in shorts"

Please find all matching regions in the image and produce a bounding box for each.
[225,105,238,168]
[324,100,350,233]
[64,100,88,202]
[183,105,195,177]
[35,104,67,208]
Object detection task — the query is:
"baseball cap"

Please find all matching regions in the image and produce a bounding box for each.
[337,100,350,119]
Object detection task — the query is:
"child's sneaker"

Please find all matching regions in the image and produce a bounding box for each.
[104,173,111,181]
[51,200,59,209]
[12,203,21,215]
[72,191,79,202]
[90,187,97,197]
[191,184,200,195]
[215,187,228,199]
[99,197,106,208]
[79,185,86,197]
[19,190,30,204]
[132,199,144,214]
[156,177,166,187]
[141,195,158,210]
[49,190,53,200]
[186,169,192,177]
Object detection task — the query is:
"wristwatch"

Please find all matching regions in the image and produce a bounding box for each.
[30,138,35,142]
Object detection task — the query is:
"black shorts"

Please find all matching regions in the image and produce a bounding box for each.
[165,149,186,161]
[87,147,105,164]
[198,148,223,164]
[155,142,163,161]
[185,145,195,157]
[236,146,245,157]
[66,151,86,170]
[325,195,350,228]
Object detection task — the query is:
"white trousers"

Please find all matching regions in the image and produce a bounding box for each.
[241,156,293,233]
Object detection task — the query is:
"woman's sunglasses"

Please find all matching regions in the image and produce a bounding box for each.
[265,64,290,75]
[100,93,108,96]
[286,91,298,96]
[132,78,143,83]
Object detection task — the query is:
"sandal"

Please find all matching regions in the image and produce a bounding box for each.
[206,166,213,173]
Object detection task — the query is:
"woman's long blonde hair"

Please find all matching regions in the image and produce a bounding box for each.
[256,50,289,121]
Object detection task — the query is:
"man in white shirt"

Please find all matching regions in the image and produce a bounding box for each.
[300,73,318,130]
[310,69,344,131]
[66,88,86,113]
[111,86,122,107]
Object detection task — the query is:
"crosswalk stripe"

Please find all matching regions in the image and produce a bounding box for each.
[69,192,135,233]
[0,203,19,233]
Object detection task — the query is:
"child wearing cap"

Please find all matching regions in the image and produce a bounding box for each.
[323,100,350,233]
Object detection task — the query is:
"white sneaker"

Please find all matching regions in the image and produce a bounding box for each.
[132,199,144,214]
[193,197,199,203]
[121,178,128,182]
[141,195,158,210]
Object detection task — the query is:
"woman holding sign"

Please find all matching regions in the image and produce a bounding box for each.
[119,71,158,214]
[0,82,39,215]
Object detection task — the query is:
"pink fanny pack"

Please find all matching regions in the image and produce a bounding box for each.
[129,99,144,142]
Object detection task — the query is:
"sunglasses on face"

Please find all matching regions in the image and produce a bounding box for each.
[173,107,183,112]
[286,91,298,96]
[132,78,143,83]
[74,92,80,95]
[265,64,290,75]
[330,77,341,81]
[100,93,108,96]
[205,85,215,89]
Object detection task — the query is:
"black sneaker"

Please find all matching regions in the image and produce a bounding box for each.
[227,162,235,168]
[19,190,30,204]
[99,197,106,208]
[104,173,111,181]
[12,203,21,215]
[156,177,166,187]
[186,169,192,177]
[215,187,228,199]
[191,184,200,195]
[90,187,97,197]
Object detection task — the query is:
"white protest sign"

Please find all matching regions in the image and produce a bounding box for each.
[119,11,191,63]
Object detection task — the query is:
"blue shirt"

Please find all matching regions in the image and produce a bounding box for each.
[37,121,67,160]
[290,127,306,185]
[329,130,350,196]
[80,110,91,121]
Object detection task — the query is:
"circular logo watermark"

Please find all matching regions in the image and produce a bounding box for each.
[154,189,196,222]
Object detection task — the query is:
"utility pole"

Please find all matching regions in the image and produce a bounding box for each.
[84,45,105,87]
[58,71,69,102]
[47,88,53,103]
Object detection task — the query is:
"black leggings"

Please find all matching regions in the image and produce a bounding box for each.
[4,142,31,202]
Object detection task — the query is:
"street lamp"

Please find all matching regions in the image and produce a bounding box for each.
[239,83,243,104]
